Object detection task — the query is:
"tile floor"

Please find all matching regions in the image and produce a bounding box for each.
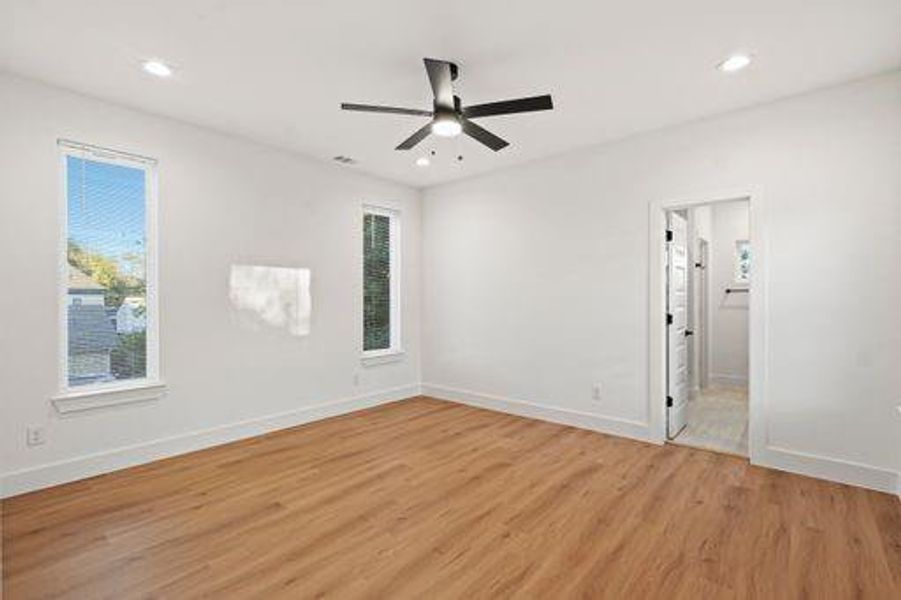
[673,385,749,456]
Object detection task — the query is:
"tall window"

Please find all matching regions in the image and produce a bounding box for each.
[363,206,401,356]
[735,239,751,284]
[60,141,158,391]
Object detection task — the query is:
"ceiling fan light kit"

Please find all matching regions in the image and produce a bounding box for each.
[341,58,553,152]
[431,112,462,137]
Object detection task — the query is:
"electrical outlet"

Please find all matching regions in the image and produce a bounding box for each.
[26,426,46,447]
[353,373,360,386]
[592,384,602,401]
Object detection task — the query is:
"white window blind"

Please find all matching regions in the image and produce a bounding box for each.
[60,141,159,391]
[363,206,400,355]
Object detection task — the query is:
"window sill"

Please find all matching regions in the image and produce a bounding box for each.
[361,350,405,367]
[51,381,168,414]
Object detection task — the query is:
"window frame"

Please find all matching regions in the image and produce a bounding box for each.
[55,140,162,407]
[361,204,402,361]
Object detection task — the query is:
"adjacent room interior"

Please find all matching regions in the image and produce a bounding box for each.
[667,199,751,456]
[1,1,900,598]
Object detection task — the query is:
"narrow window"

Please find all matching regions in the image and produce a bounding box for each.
[735,239,751,284]
[60,141,158,391]
[363,206,401,356]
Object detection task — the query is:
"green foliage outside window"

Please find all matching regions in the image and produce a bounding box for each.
[68,239,145,308]
[111,331,147,379]
[364,214,391,351]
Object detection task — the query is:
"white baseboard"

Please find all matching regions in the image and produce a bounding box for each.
[422,383,899,495]
[1,384,420,499]
[421,383,651,443]
[5,382,897,499]
[756,445,899,495]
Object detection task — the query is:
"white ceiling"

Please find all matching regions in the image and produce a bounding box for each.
[2,1,900,187]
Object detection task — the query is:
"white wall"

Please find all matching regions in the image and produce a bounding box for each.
[709,200,750,385]
[422,72,901,490]
[0,73,422,496]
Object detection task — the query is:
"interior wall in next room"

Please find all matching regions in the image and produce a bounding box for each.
[709,200,750,386]
[687,204,712,393]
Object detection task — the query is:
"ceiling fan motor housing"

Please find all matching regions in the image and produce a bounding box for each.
[434,99,462,117]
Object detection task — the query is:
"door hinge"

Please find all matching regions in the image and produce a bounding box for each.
[666,396,674,408]
[665,229,673,242]
[666,313,673,326]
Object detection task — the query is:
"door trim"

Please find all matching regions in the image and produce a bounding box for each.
[647,189,767,464]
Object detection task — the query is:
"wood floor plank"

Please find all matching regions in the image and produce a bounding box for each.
[2,397,899,599]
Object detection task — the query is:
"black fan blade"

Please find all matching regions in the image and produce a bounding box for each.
[395,122,433,150]
[423,58,454,109]
[463,95,553,119]
[341,103,432,117]
[462,119,509,151]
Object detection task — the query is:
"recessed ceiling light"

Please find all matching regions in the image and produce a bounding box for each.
[415,156,430,167]
[718,54,752,73]
[142,60,173,78]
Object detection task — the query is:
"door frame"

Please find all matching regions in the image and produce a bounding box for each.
[648,189,766,463]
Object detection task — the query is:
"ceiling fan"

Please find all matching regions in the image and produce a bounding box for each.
[341,58,553,152]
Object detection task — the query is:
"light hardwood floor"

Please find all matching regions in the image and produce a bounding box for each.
[3,397,900,599]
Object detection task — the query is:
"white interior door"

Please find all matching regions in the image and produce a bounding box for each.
[667,212,689,438]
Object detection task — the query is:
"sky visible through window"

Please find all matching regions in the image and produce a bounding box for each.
[67,156,146,276]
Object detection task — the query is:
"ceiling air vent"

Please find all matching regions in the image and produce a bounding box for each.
[333,155,357,165]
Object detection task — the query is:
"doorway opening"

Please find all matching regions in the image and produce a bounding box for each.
[665,199,750,456]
